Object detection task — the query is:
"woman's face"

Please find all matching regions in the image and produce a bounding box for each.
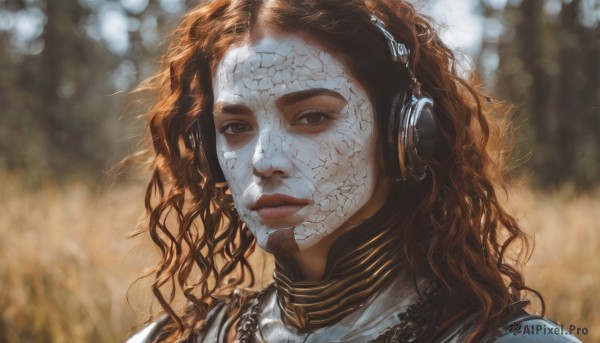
[212,33,384,254]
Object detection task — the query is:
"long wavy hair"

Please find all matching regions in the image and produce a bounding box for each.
[138,0,541,341]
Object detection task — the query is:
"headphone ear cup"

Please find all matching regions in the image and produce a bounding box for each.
[384,92,408,181]
[414,96,436,164]
[395,92,437,181]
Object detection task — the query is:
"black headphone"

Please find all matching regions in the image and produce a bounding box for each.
[371,15,437,181]
[190,15,437,183]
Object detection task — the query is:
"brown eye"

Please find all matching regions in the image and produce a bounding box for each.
[220,123,252,135]
[295,111,332,125]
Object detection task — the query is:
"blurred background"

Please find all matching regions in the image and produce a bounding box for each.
[0,0,598,342]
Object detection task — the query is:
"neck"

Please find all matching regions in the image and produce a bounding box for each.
[291,242,329,281]
[273,205,405,330]
[290,222,347,280]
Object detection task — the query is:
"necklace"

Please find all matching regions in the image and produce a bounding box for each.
[236,282,439,343]
[273,224,401,330]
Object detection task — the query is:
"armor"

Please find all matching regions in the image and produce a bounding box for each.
[233,276,580,342]
[128,285,582,343]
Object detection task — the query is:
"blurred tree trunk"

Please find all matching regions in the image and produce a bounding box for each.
[494,0,600,190]
[555,0,580,184]
[517,0,562,186]
[36,1,117,179]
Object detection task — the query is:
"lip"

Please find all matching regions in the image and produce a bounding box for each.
[251,193,310,221]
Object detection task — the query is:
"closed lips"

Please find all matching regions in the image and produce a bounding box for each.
[251,194,310,210]
[251,194,310,222]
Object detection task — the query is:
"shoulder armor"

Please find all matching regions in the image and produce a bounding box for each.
[434,301,582,343]
[126,315,169,343]
[486,316,582,343]
[125,302,228,343]
[126,288,263,343]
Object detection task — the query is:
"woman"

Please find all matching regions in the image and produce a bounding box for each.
[129,0,581,342]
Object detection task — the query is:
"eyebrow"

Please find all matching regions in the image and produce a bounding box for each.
[213,88,347,116]
[276,88,346,107]
[213,103,253,116]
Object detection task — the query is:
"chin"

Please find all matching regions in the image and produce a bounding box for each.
[262,227,300,255]
[256,223,328,255]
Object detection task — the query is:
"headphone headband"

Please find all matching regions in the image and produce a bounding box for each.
[370,15,410,64]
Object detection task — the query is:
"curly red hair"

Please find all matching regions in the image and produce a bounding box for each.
[138,0,541,341]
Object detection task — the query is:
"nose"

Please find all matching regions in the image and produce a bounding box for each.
[252,129,293,178]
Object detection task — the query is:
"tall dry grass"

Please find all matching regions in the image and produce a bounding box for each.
[0,176,597,342]
[507,183,599,342]
[0,176,155,342]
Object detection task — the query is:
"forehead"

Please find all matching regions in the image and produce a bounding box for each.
[213,34,353,102]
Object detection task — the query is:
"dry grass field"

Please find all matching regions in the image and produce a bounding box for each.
[507,183,599,341]
[0,175,597,342]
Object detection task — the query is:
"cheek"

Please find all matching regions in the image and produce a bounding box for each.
[312,108,375,181]
[295,119,376,211]
[216,138,252,195]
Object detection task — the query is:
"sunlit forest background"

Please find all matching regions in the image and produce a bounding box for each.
[0,0,598,342]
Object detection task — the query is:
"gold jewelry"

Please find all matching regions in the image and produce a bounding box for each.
[273,224,401,330]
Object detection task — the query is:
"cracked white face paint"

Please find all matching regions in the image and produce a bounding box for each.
[212,34,381,254]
